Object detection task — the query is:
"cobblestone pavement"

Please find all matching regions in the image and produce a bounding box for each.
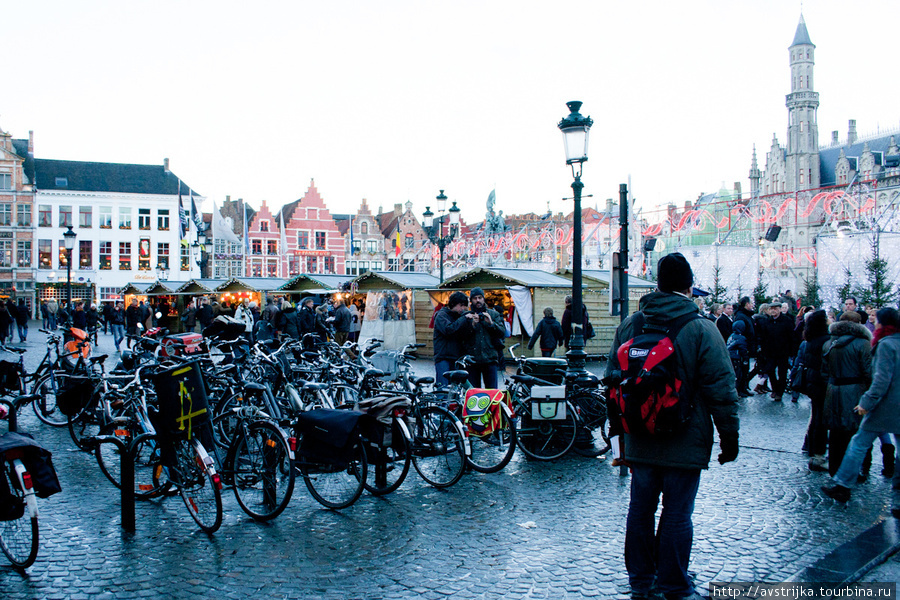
[1,326,898,599]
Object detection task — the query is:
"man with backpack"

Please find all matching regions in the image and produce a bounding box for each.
[605,252,740,600]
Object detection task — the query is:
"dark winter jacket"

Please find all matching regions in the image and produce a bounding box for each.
[86,308,100,330]
[433,306,472,364]
[197,304,214,328]
[561,306,592,349]
[72,309,87,330]
[332,304,351,333]
[182,306,197,329]
[606,291,739,470]
[529,316,564,351]
[467,307,505,364]
[822,320,872,431]
[125,305,142,332]
[858,333,900,434]
[716,314,733,342]
[110,307,126,326]
[758,313,796,358]
[727,330,748,361]
[14,301,28,326]
[802,334,830,398]
[279,306,302,340]
[298,306,317,336]
[733,307,756,355]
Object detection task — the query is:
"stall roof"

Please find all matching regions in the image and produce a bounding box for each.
[557,269,656,289]
[216,278,290,293]
[437,268,575,289]
[353,271,440,290]
[174,279,227,294]
[120,282,153,295]
[145,280,189,294]
[279,274,353,292]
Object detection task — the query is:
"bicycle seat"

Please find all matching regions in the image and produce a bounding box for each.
[442,370,470,384]
[409,376,434,386]
[363,369,388,379]
[90,354,109,365]
[302,382,330,392]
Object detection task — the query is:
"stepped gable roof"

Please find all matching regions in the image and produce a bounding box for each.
[33,158,199,196]
[332,213,351,236]
[11,139,34,183]
[791,14,814,47]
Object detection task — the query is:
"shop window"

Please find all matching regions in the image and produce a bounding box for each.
[38,205,51,227]
[16,241,31,268]
[99,287,122,301]
[79,206,92,228]
[79,240,92,269]
[99,206,112,229]
[306,256,317,273]
[158,209,169,231]
[119,242,132,271]
[315,232,326,250]
[138,239,150,270]
[99,241,112,270]
[59,205,72,228]
[38,240,51,270]
[251,262,262,277]
[17,204,31,227]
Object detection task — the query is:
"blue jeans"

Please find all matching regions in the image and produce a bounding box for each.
[834,430,900,489]
[111,324,125,350]
[434,360,453,388]
[17,324,26,342]
[467,363,499,389]
[626,464,702,597]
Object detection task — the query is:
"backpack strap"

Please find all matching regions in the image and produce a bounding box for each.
[630,312,645,337]
[644,311,703,339]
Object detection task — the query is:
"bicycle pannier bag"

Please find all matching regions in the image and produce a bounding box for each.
[462,389,509,436]
[0,431,62,499]
[0,466,25,521]
[0,360,21,394]
[605,312,701,436]
[57,375,94,417]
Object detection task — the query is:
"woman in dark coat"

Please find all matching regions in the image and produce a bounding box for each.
[528,307,564,357]
[802,310,831,471]
[821,312,872,476]
[0,301,11,344]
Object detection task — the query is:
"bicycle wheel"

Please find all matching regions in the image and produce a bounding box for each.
[466,404,517,473]
[232,421,295,521]
[570,391,612,458]
[363,418,411,496]
[132,435,170,499]
[411,405,466,488]
[515,402,578,461]
[0,463,39,569]
[32,372,68,427]
[174,438,223,533]
[300,437,367,509]
[68,404,105,452]
[95,421,132,488]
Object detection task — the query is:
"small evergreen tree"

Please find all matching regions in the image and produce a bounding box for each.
[752,272,769,309]
[710,265,728,305]
[854,234,897,308]
[836,267,853,309]
[801,271,822,308]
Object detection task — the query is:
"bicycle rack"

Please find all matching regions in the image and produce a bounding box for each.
[87,432,154,532]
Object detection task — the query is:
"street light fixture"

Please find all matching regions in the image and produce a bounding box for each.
[63,225,77,309]
[156,262,170,281]
[423,190,460,284]
[558,101,593,374]
[192,230,209,276]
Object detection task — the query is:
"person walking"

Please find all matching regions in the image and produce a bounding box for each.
[71,300,87,330]
[125,298,142,349]
[561,294,592,351]
[234,300,254,342]
[40,300,50,330]
[102,301,113,335]
[820,311,872,477]
[46,298,59,330]
[433,291,471,387]
[197,298,214,332]
[727,320,751,398]
[822,307,900,515]
[348,300,361,343]
[528,307,564,357]
[110,301,126,352]
[465,287,505,389]
[181,303,197,333]
[716,303,733,342]
[800,310,831,471]
[607,252,739,600]
[0,301,12,345]
[277,299,302,341]
[757,302,795,401]
[14,299,28,343]
[331,297,352,346]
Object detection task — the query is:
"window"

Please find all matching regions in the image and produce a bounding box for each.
[157,243,169,269]
[79,206,92,228]
[99,287,121,301]
[366,240,378,253]
[16,204,31,227]
[59,206,73,228]
[0,241,11,267]
[119,207,132,229]
[324,256,335,273]
[158,209,170,231]
[16,241,31,268]
[315,232,326,250]
[306,256,317,273]
[259,220,269,232]
[267,240,277,255]
[361,222,368,234]
[79,240,92,269]
[0,204,11,226]
[99,207,112,229]
[38,205,51,227]
[351,240,360,254]
[138,208,151,230]
[38,240,51,270]
[800,172,805,185]
[267,260,278,277]
[0,173,11,190]
[180,244,190,271]
[252,239,262,255]
[138,238,151,270]
[55,177,67,187]
[297,231,309,249]
[404,233,414,249]
[119,242,131,270]
[59,240,68,267]
[99,241,112,270]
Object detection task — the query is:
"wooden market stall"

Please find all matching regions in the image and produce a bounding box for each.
[429,268,581,358]
[351,271,440,350]
[555,269,656,355]
[121,282,153,307]
[278,274,354,303]
[144,280,190,331]
[214,278,289,311]
[173,279,227,307]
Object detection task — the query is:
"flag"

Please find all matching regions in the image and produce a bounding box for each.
[178,187,189,246]
[190,197,204,233]
[395,229,401,256]
[212,201,242,245]
[279,205,288,276]
[349,214,354,256]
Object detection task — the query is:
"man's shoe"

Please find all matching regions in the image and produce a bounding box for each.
[772,395,783,402]
[822,484,851,502]
[754,384,767,394]
[883,444,895,478]
[738,390,752,398]
[809,455,828,472]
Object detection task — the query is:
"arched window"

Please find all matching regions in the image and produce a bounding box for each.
[361,222,368,234]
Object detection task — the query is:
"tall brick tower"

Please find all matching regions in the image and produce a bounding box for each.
[785,14,820,191]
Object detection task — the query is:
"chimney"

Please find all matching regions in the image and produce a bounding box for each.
[226,195,231,204]
[163,158,170,172]
[848,120,857,145]
[832,131,839,145]
[394,203,402,216]
[28,131,33,153]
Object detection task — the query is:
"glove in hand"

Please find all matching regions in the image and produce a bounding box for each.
[718,435,739,465]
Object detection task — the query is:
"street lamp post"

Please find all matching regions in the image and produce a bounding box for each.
[423,190,460,284]
[63,225,77,308]
[558,101,593,375]
[156,262,170,282]
[192,231,209,276]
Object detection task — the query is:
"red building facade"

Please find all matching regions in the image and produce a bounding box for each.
[280,180,345,275]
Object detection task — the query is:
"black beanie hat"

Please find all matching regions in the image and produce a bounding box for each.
[470,287,485,298]
[657,252,694,293]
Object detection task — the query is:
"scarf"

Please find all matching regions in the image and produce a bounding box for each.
[871,325,900,348]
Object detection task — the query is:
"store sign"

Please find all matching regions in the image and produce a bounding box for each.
[294,250,329,256]
[0,232,13,239]
[134,272,156,281]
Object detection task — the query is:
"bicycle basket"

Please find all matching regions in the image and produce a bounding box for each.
[0,360,22,394]
[369,351,400,379]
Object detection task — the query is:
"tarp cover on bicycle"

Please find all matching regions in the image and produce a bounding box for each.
[0,431,62,499]
[294,409,375,463]
[151,360,214,464]
[463,389,510,437]
[354,395,410,445]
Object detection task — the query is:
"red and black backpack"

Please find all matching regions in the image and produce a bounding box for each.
[606,312,701,436]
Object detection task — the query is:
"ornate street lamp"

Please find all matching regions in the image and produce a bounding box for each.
[63,225,77,308]
[423,190,460,284]
[192,231,209,276]
[156,262,170,281]
[558,101,593,374]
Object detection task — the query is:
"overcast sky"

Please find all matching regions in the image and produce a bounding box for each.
[3,0,899,224]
